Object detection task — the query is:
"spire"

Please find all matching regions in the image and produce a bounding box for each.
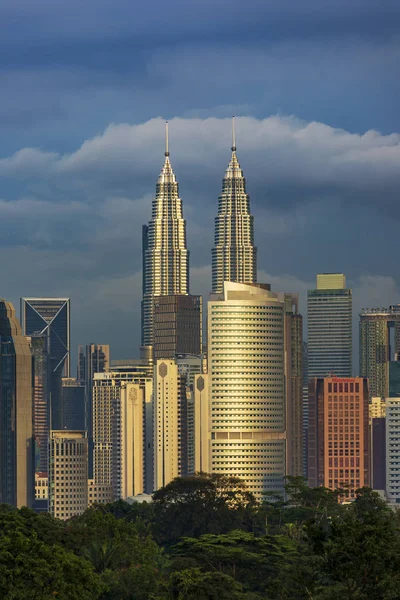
[231,115,236,152]
[159,120,176,184]
[165,120,169,157]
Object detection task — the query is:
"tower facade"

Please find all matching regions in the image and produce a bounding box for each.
[359,306,400,398]
[141,124,189,347]
[211,120,257,293]
[208,282,286,498]
[0,300,33,508]
[307,274,352,379]
[308,377,370,500]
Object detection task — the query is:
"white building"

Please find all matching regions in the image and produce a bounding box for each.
[153,359,187,490]
[208,282,286,499]
[48,431,88,520]
[386,398,400,504]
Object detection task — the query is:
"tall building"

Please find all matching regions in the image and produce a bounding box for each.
[30,333,51,475]
[278,293,303,477]
[62,378,85,430]
[153,359,188,490]
[21,298,70,376]
[141,123,189,347]
[0,300,33,508]
[359,306,400,398]
[302,341,309,478]
[92,367,153,494]
[153,295,202,360]
[21,298,70,430]
[48,431,88,520]
[77,344,110,475]
[112,383,145,500]
[208,282,286,499]
[385,398,400,503]
[194,373,210,474]
[211,119,257,293]
[308,377,369,500]
[307,274,352,379]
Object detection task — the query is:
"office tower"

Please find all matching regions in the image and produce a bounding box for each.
[212,119,257,293]
[77,344,110,476]
[48,430,88,520]
[307,274,352,378]
[153,359,188,490]
[385,398,400,503]
[371,418,386,491]
[279,293,303,477]
[0,300,33,508]
[112,383,145,499]
[194,373,210,473]
[30,333,51,475]
[308,377,369,500]
[21,298,70,376]
[21,298,70,429]
[141,123,189,347]
[208,282,286,499]
[92,367,153,493]
[62,378,85,430]
[88,479,113,507]
[153,295,202,360]
[360,306,400,398]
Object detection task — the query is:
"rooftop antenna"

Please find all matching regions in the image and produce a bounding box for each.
[165,120,170,157]
[231,115,236,151]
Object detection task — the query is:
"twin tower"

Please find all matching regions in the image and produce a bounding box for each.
[141,119,258,346]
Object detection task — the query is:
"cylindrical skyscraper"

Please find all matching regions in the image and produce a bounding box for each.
[211,118,257,293]
[141,123,189,347]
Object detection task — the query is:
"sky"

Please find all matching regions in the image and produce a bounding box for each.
[1,0,400,368]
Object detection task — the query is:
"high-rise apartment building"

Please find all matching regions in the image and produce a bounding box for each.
[112,383,146,500]
[48,431,88,520]
[308,377,369,500]
[92,368,153,494]
[208,282,286,499]
[279,293,303,477]
[211,119,257,293]
[153,295,202,360]
[359,306,400,398]
[385,398,400,503]
[307,274,352,379]
[141,124,189,347]
[194,373,210,473]
[21,298,70,430]
[153,359,188,490]
[0,300,33,508]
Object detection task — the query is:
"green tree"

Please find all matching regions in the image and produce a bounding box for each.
[169,568,248,600]
[152,473,257,546]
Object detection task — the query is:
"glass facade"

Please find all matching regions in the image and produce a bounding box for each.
[307,276,352,379]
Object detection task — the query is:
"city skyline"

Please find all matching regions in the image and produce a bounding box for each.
[0,2,399,360]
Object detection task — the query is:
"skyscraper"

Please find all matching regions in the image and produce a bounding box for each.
[153,295,202,360]
[0,300,33,508]
[385,398,400,503]
[308,377,369,500]
[30,333,51,475]
[211,118,257,293]
[278,293,303,477]
[307,274,352,378]
[21,298,70,430]
[77,343,110,475]
[48,430,88,520]
[141,123,189,347]
[208,282,286,499]
[359,306,400,398]
[21,298,70,376]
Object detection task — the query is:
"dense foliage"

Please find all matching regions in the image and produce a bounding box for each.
[1,474,400,599]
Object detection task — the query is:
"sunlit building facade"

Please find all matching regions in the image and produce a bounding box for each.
[208,282,286,499]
